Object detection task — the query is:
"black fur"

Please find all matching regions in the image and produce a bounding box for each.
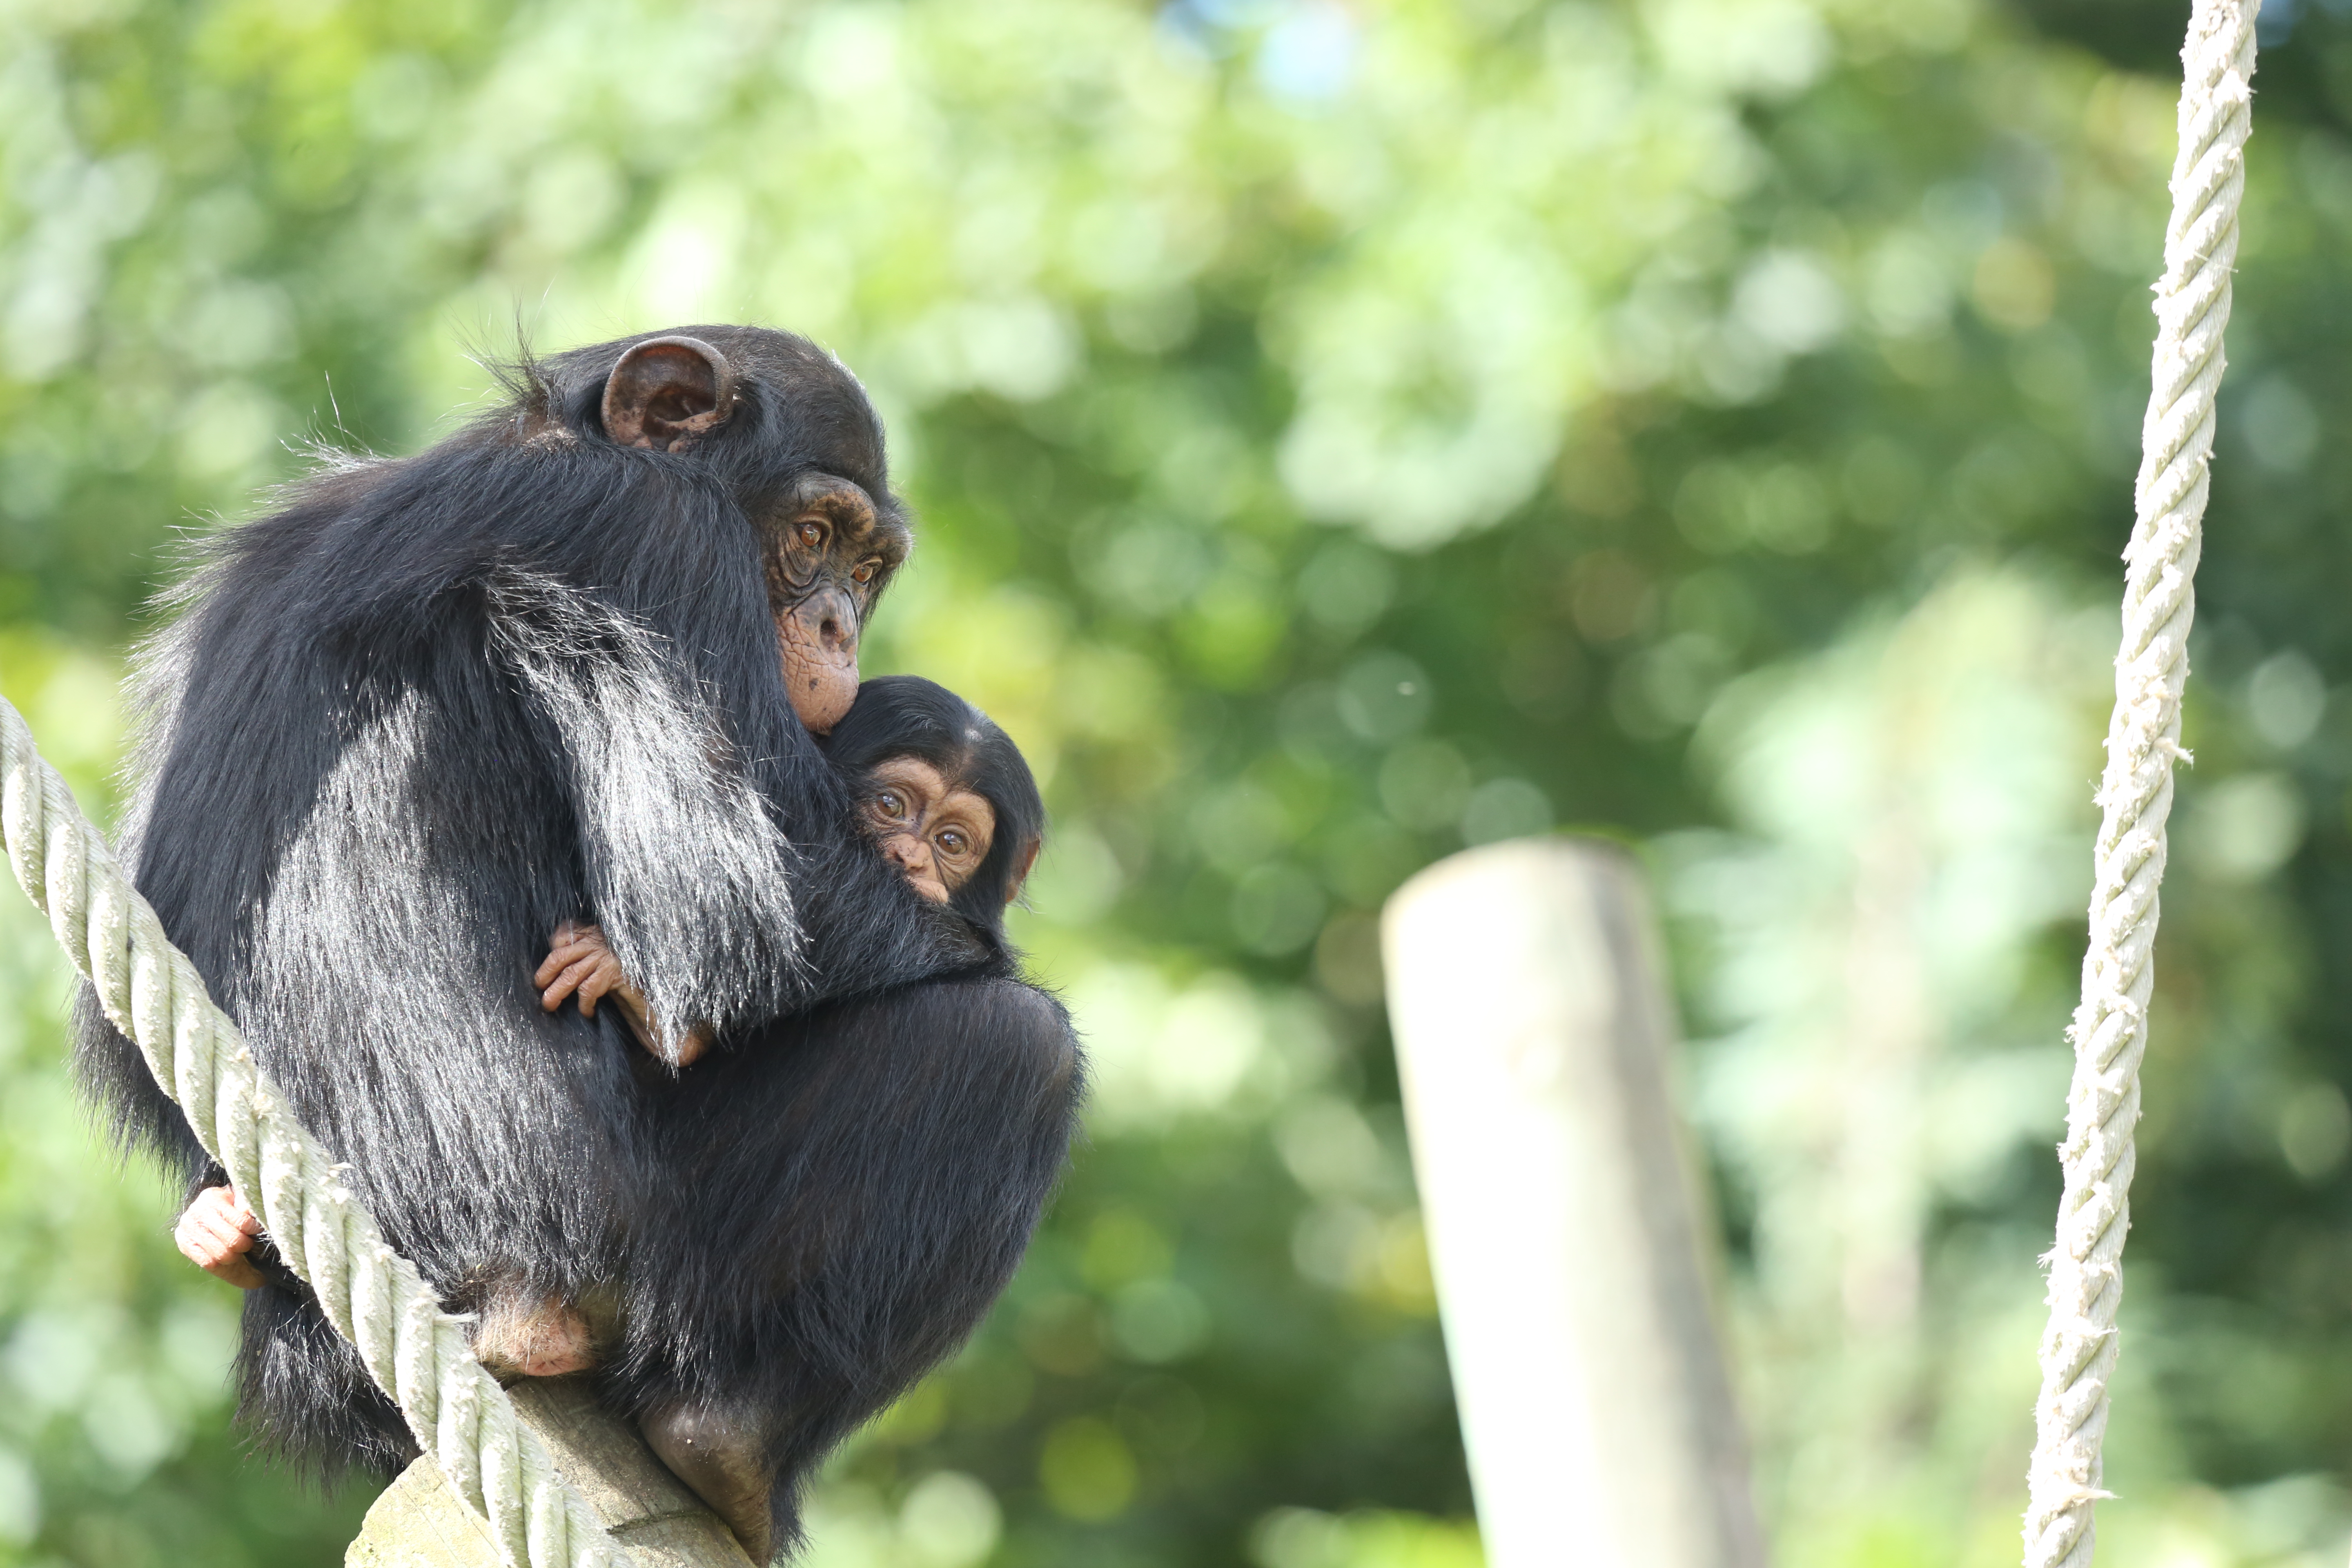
[618,975,1076,1557]
[71,326,1083,1548]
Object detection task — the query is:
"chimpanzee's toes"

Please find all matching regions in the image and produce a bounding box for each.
[641,1400,774,1563]
[471,1290,599,1379]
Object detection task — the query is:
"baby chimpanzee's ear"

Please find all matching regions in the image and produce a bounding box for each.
[602,336,736,451]
[1006,839,1041,907]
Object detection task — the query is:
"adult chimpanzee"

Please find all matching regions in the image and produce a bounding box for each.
[76,329,1080,1560]
[178,672,1063,1553]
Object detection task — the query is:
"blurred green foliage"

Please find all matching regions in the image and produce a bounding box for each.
[9,0,2352,1564]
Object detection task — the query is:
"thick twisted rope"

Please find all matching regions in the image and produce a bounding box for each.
[2021,4,2257,1566]
[0,695,618,1568]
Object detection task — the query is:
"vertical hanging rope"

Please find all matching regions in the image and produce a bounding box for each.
[0,695,618,1568]
[2021,4,2257,1566]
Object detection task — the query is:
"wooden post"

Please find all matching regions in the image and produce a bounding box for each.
[1383,837,1766,1568]
[347,1378,754,1568]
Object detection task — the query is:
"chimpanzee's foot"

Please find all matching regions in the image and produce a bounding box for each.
[641,1400,773,1563]
[470,1290,598,1378]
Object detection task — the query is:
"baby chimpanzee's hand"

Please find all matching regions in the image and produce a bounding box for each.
[536,919,637,1021]
[534,921,710,1066]
[176,1183,265,1290]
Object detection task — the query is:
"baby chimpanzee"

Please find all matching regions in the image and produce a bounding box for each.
[531,673,1042,1064]
[546,673,1055,1551]
[174,676,1054,1557]
[831,672,1044,925]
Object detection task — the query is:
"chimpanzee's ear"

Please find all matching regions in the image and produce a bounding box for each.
[1005,838,1042,908]
[602,336,736,452]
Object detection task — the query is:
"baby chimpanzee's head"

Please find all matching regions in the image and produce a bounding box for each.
[820,675,1044,933]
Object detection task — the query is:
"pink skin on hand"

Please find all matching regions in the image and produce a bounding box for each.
[176,1183,265,1290]
[534,920,710,1067]
[171,1185,595,1377]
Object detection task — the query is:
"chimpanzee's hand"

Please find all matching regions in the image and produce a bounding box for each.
[536,919,637,1019]
[534,921,713,1066]
[176,1183,266,1290]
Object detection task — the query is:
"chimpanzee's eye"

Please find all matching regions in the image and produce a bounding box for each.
[936,827,967,858]
[796,520,826,550]
[851,560,880,585]
[870,790,905,820]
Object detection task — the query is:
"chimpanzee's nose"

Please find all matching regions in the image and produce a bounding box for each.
[812,587,858,654]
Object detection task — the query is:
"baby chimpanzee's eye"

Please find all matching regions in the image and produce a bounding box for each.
[869,790,906,820]
[935,828,967,858]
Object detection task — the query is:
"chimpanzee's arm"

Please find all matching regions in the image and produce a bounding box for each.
[484,569,808,1057]
[482,570,970,1056]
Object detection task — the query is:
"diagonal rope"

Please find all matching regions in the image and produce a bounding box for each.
[2022,4,2258,1566]
[0,693,619,1568]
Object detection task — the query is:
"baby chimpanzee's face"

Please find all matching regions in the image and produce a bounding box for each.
[861,757,997,904]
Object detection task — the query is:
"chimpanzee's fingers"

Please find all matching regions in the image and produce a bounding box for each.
[185,1189,234,1239]
[214,1256,267,1290]
[559,955,602,996]
[179,1223,266,1288]
[222,1188,261,1233]
[538,939,601,976]
[534,940,597,991]
[179,1217,243,1270]
[539,952,602,1011]
[191,1209,254,1256]
[182,1208,225,1253]
[576,962,620,1014]
[196,1184,258,1231]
